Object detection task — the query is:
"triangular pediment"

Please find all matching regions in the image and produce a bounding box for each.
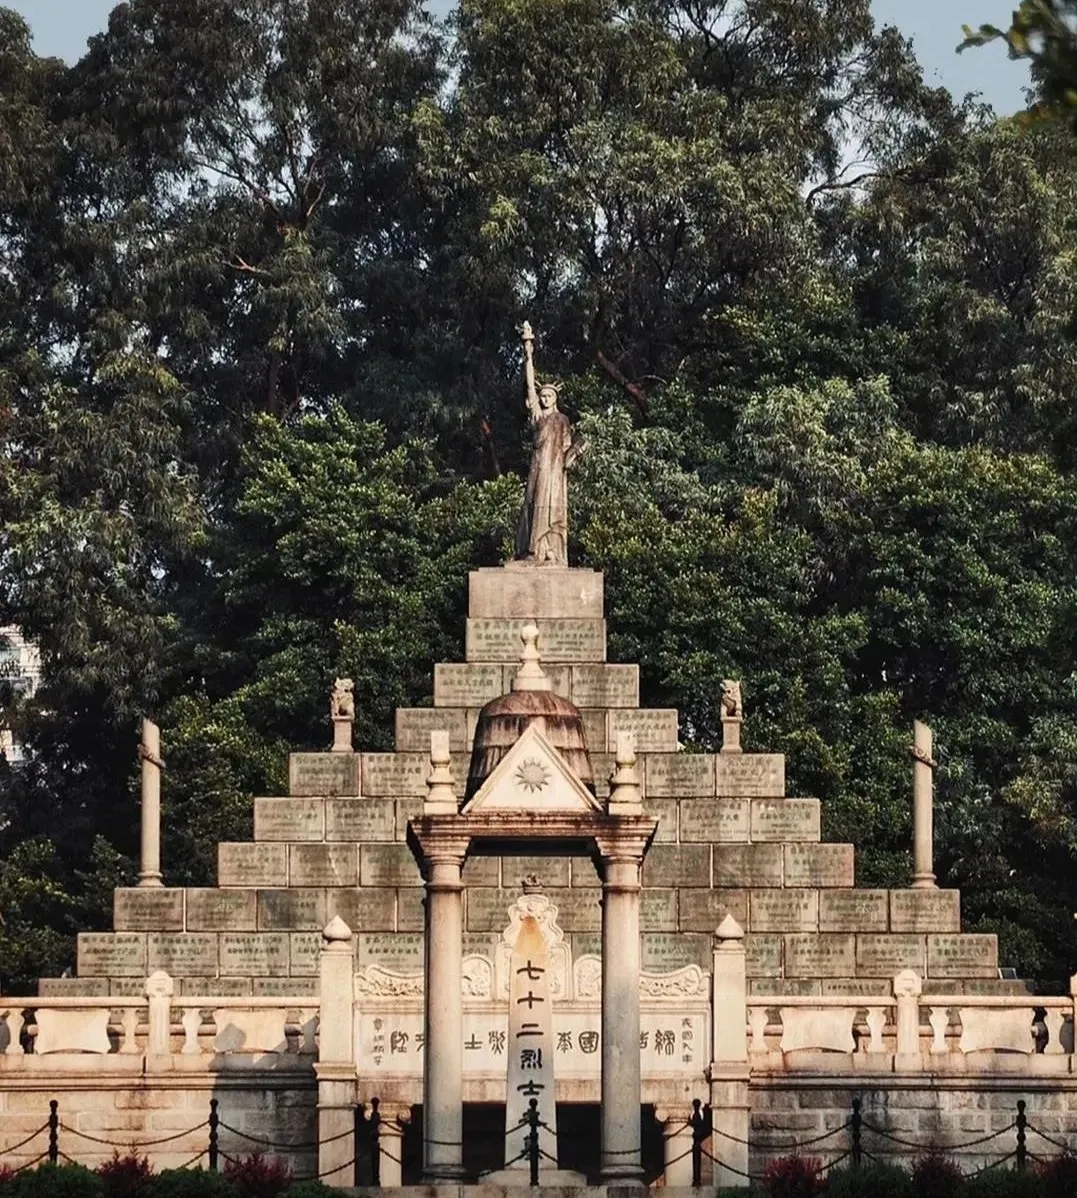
[462,724,603,814]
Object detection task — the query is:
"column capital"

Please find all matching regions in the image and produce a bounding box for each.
[406,819,471,874]
[593,827,655,864]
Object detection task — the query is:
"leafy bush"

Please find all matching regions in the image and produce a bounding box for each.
[9,1164,103,1198]
[222,1157,291,1198]
[961,1166,1044,1198]
[96,1156,152,1198]
[142,1169,234,1198]
[762,1155,826,1198]
[280,1185,335,1198]
[913,1154,965,1198]
[828,1159,913,1198]
[1035,1153,1077,1197]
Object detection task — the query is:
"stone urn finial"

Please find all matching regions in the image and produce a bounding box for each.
[512,623,552,692]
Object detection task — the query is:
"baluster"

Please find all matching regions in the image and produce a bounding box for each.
[866,1008,886,1054]
[2,1009,25,1056]
[929,1006,949,1054]
[298,1008,318,1055]
[1044,1008,1066,1055]
[120,1007,139,1054]
[748,1007,768,1054]
[181,1008,203,1055]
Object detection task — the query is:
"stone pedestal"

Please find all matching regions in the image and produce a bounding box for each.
[657,1109,696,1186]
[378,1110,408,1186]
[317,917,356,1185]
[709,1071,751,1191]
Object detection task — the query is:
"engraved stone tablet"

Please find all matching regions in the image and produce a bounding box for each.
[148,932,218,976]
[109,979,146,998]
[253,977,319,997]
[750,799,820,842]
[545,888,600,932]
[608,709,678,753]
[187,888,257,931]
[647,754,715,797]
[468,567,604,619]
[397,887,424,931]
[289,752,359,796]
[679,799,750,843]
[254,797,325,841]
[38,977,110,997]
[218,932,290,976]
[462,856,499,886]
[820,978,891,997]
[642,845,710,888]
[927,934,998,979]
[360,844,422,887]
[434,663,505,707]
[501,856,570,888]
[783,844,854,888]
[581,709,608,753]
[647,799,677,843]
[325,798,395,842]
[181,977,252,997]
[890,890,961,933]
[218,843,288,888]
[258,889,327,931]
[358,932,425,970]
[77,933,147,977]
[114,888,184,931]
[640,888,679,931]
[362,753,428,796]
[713,844,783,887]
[751,978,821,996]
[290,932,322,975]
[466,618,606,663]
[744,934,782,977]
[571,664,640,708]
[716,754,785,797]
[819,890,888,933]
[784,933,856,977]
[467,889,512,931]
[750,889,818,933]
[679,888,747,931]
[289,844,357,887]
[326,887,396,932]
[641,932,711,971]
[856,934,926,975]
[395,707,469,753]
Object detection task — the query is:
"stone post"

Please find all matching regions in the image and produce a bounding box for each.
[656,1109,695,1186]
[710,915,750,1190]
[599,846,645,1182]
[330,678,355,753]
[145,969,173,1066]
[138,718,163,887]
[422,843,467,1181]
[720,680,743,755]
[911,720,937,889]
[894,969,923,1073]
[315,916,356,1187]
[378,1110,410,1186]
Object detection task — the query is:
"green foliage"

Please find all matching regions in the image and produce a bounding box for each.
[9,1165,103,1198]
[828,1160,915,1198]
[140,1172,233,1198]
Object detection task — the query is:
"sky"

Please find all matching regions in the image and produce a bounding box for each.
[11,0,1030,115]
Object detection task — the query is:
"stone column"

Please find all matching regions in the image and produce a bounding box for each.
[316,916,357,1187]
[911,720,937,889]
[378,1110,409,1186]
[656,1109,695,1186]
[599,848,644,1182]
[422,843,467,1181]
[710,915,750,1190]
[138,718,163,887]
[145,969,173,1069]
[894,968,923,1073]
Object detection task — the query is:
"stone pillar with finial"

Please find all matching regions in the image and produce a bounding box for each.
[720,680,743,754]
[330,678,355,753]
[425,730,457,815]
[910,720,937,889]
[607,731,643,815]
[138,718,164,888]
[709,914,750,1190]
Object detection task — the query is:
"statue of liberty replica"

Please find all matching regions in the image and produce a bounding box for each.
[514,322,586,566]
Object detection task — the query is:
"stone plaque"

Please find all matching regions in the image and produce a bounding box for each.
[258,889,326,931]
[362,753,428,796]
[397,887,424,931]
[396,798,423,838]
[289,752,359,796]
[500,856,570,888]
[187,888,257,931]
[783,844,854,888]
[326,887,396,933]
[433,663,505,707]
[608,709,679,753]
[360,844,422,888]
[570,664,640,708]
[325,798,395,842]
[109,978,146,997]
[465,618,606,663]
[290,844,357,888]
[468,566,604,619]
[716,754,785,797]
[254,977,319,997]
[820,979,891,997]
[750,889,818,933]
[545,888,601,933]
[571,858,601,887]
[114,888,184,931]
[218,843,288,888]
[180,977,252,997]
[750,978,821,996]
[819,890,889,933]
[784,933,856,977]
[290,932,322,975]
[647,799,678,843]
[640,888,679,931]
[148,933,218,976]
[254,797,325,842]
[461,856,500,886]
[642,845,711,888]
[646,754,715,797]
[571,933,601,960]
[856,934,926,975]
[466,889,511,931]
[890,890,961,933]
[358,932,424,970]
[77,933,147,977]
[581,709,607,753]
[713,844,783,887]
[38,978,109,997]
[395,707,469,753]
[927,934,998,979]
[678,888,747,932]
[744,934,782,977]
[679,799,750,843]
[641,932,710,971]
[218,932,290,976]
[750,799,820,842]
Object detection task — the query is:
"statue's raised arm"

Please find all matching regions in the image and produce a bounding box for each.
[513,322,586,566]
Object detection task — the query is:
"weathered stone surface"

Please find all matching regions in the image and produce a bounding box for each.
[218,932,290,975]
[571,857,601,887]
[113,888,184,931]
[289,932,322,975]
[433,663,505,707]
[570,664,640,708]
[784,933,856,977]
[395,707,469,753]
[468,566,604,619]
[77,933,147,977]
[459,855,498,885]
[819,890,889,933]
[257,889,327,930]
[289,752,359,796]
[253,797,325,842]
[820,978,892,997]
[107,979,145,998]
[180,977,252,997]
[466,617,606,663]
[499,855,570,889]
[783,844,854,888]
[358,931,424,969]
[253,977,319,997]
[396,798,423,838]
[856,934,926,975]
[679,888,747,931]
[642,845,711,888]
[608,708,679,753]
[362,753,427,796]
[360,844,422,887]
[325,798,395,842]
[325,887,396,933]
[289,844,357,888]
[713,844,783,887]
[750,799,820,842]
[647,799,678,843]
[716,754,785,797]
[750,889,819,933]
[581,709,608,753]
[750,978,820,996]
[38,977,110,997]
[641,932,710,971]
[468,886,602,932]
[147,932,218,976]
[744,934,782,977]
[640,888,679,931]
[890,890,961,933]
[396,887,424,931]
[679,799,750,843]
[218,843,288,888]
[186,888,257,931]
[646,754,715,797]
[927,934,998,979]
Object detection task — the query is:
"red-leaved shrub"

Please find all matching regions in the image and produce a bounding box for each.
[912,1153,963,1198]
[763,1155,826,1198]
[97,1153,153,1198]
[222,1154,292,1198]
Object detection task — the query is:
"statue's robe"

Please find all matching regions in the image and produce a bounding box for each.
[516,408,572,565]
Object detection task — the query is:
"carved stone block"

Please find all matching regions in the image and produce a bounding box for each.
[218,932,290,976]
[679,799,750,843]
[113,888,185,931]
[749,889,819,933]
[326,887,396,933]
[642,845,711,888]
[289,843,357,887]
[784,933,856,978]
[927,934,998,979]
[360,844,422,887]
[254,797,325,841]
[646,754,715,797]
[288,752,359,796]
[325,798,395,842]
[147,932,218,977]
[186,888,257,931]
[570,664,640,708]
[641,932,710,971]
[77,933,147,977]
[750,798,820,842]
[257,889,327,931]
[289,931,322,976]
[640,888,679,931]
[819,890,889,933]
[394,707,469,753]
[433,663,505,707]
[466,617,606,663]
[890,889,961,933]
[783,844,854,887]
[217,843,288,888]
[608,708,679,753]
[679,888,748,931]
[715,754,785,797]
[468,567,604,619]
[745,934,782,977]
[856,933,927,975]
[358,931,424,970]
[713,844,783,887]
